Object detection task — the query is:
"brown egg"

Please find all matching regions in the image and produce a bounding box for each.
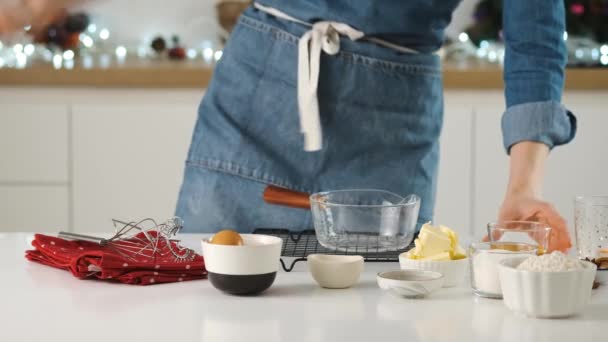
[210,229,244,246]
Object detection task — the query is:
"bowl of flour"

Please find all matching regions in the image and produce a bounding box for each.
[498,252,597,318]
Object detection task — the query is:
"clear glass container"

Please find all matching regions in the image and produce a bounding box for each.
[574,195,608,259]
[469,241,537,299]
[310,190,420,252]
[487,221,551,255]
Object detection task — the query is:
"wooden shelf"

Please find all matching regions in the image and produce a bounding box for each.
[0,60,214,88]
[0,60,606,89]
[443,66,608,90]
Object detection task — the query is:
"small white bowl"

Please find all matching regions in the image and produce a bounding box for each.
[377,270,444,298]
[498,256,597,318]
[596,268,608,285]
[399,254,468,287]
[308,254,364,289]
[202,234,282,295]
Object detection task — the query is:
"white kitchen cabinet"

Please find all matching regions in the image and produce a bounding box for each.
[471,91,508,237]
[0,105,68,183]
[0,186,68,232]
[435,92,474,238]
[473,91,608,238]
[1,86,604,239]
[71,103,199,232]
[68,92,474,235]
[0,104,69,232]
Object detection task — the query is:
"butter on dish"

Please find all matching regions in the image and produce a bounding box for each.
[404,222,466,261]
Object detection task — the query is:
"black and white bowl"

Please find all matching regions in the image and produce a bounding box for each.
[202,234,283,295]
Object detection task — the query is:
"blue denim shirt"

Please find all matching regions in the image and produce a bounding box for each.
[258,0,577,152]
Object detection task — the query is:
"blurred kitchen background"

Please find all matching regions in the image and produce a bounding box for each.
[0,0,607,239]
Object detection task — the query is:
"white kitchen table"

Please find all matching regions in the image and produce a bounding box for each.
[2,233,607,342]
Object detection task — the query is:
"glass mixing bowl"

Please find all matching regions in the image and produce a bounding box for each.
[310,189,420,252]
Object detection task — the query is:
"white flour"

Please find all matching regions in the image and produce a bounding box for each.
[517,251,584,271]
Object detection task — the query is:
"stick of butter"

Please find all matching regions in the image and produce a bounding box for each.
[405,222,466,260]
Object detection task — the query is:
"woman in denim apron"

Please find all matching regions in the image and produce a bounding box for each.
[176,1,575,252]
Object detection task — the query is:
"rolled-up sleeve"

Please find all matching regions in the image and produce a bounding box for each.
[502,0,577,153]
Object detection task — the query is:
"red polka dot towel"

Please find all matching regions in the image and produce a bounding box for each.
[25,233,207,285]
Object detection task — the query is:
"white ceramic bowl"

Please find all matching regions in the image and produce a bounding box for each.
[202,234,282,295]
[377,270,444,298]
[498,256,597,318]
[399,253,468,287]
[596,269,608,285]
[308,254,364,289]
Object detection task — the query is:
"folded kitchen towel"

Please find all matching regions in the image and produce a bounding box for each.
[25,232,206,285]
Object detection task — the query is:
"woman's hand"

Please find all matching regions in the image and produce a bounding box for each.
[499,191,571,252]
[500,141,572,253]
[0,0,80,34]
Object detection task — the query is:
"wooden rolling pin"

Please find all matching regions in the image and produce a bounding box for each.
[263,185,311,209]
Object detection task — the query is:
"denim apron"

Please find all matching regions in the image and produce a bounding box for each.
[176,4,443,233]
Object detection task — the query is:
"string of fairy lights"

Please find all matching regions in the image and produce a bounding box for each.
[445,31,608,67]
[0,22,224,70]
[0,23,606,70]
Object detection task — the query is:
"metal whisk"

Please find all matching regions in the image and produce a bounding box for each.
[58,217,196,262]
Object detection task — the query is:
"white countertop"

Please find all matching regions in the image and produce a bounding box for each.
[2,233,607,342]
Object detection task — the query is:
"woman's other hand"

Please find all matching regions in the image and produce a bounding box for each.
[499,191,571,252]
[500,141,572,252]
[0,0,80,34]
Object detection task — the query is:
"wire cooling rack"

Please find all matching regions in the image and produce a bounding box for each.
[252,228,417,272]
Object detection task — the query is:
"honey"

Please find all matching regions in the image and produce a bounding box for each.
[490,242,544,255]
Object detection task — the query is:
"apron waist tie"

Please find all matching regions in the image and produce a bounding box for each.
[253,2,420,152]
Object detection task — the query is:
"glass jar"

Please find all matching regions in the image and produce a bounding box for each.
[487,221,551,255]
[469,241,537,299]
[574,196,608,259]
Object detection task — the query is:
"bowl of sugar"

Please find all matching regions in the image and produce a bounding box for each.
[468,241,537,299]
